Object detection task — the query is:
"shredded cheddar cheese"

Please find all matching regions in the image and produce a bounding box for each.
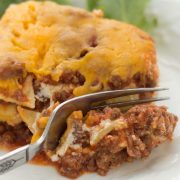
[0,1,156,97]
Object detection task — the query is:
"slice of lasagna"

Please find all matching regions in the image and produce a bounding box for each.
[0,1,158,145]
[45,104,177,178]
[0,1,177,178]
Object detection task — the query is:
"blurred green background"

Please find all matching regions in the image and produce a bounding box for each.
[0,0,157,32]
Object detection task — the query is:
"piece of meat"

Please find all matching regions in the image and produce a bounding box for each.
[52,89,74,103]
[108,75,130,90]
[59,70,85,85]
[0,58,25,80]
[0,122,32,148]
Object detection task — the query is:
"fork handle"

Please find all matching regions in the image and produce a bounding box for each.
[0,145,29,174]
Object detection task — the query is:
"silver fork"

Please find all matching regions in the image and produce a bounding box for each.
[0,87,169,174]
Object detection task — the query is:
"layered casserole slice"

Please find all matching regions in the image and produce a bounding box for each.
[48,104,177,178]
[0,1,177,178]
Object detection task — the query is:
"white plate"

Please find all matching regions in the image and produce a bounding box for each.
[1,0,180,179]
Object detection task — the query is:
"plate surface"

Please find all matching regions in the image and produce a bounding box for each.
[1,0,180,179]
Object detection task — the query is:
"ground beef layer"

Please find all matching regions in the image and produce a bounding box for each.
[0,104,177,178]
[49,104,177,178]
[0,122,32,150]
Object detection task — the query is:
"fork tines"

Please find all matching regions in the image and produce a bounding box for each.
[91,87,169,110]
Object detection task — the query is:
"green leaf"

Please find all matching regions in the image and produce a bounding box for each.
[0,0,23,16]
[49,0,71,5]
[87,0,99,10]
[86,0,157,32]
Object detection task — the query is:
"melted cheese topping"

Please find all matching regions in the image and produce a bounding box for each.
[0,1,156,97]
